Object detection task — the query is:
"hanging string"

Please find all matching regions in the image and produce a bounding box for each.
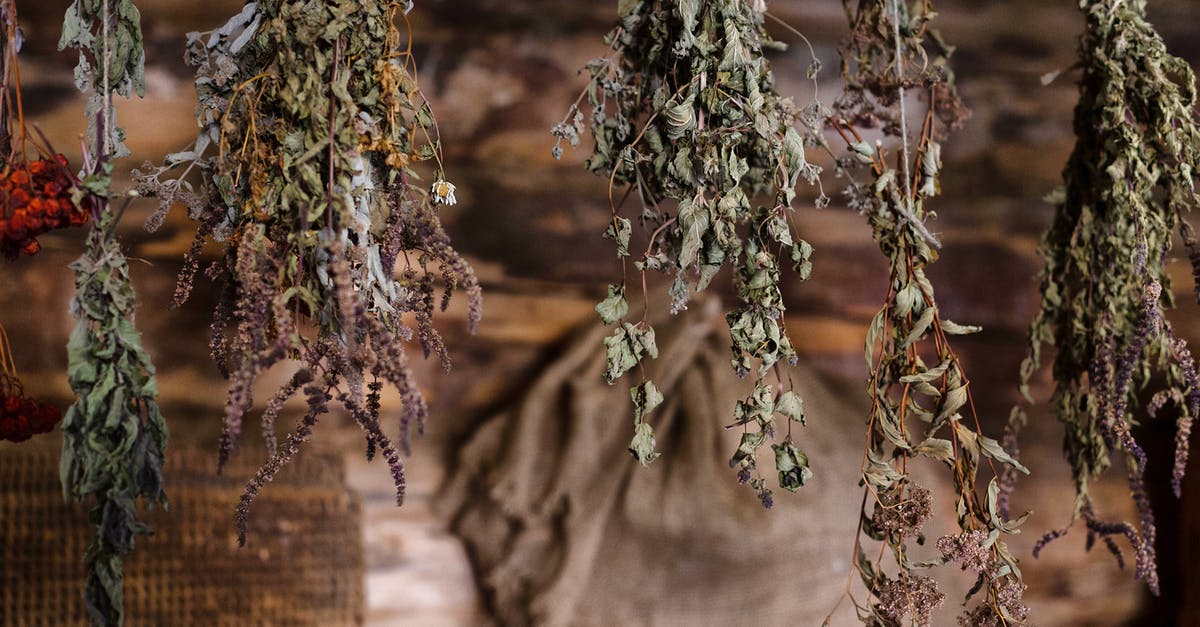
[99,0,112,160]
[890,0,913,207]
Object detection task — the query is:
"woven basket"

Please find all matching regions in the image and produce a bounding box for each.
[0,444,364,626]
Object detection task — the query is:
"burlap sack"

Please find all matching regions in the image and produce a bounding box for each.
[440,301,867,626]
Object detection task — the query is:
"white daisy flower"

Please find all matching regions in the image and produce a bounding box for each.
[431,179,457,206]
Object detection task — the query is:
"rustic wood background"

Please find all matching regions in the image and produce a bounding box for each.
[3,0,1200,624]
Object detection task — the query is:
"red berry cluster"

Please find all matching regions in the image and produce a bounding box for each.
[0,154,87,258]
[0,376,61,442]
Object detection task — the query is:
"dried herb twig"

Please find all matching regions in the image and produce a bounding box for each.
[826,1,1029,625]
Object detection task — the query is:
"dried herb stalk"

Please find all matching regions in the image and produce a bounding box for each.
[57,1,168,625]
[556,0,827,506]
[135,0,480,543]
[61,208,168,626]
[829,1,1028,624]
[1018,0,1200,595]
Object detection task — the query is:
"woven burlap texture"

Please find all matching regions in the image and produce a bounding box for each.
[441,300,868,626]
[0,444,364,626]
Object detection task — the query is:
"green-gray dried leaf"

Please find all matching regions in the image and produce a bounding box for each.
[629,421,661,466]
[596,284,630,325]
[773,440,812,492]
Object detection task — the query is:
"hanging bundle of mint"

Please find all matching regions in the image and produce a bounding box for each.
[1018,0,1200,596]
[555,0,827,507]
[134,0,481,544]
[57,0,169,625]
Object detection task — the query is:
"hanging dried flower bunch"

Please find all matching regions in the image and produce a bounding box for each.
[57,0,170,625]
[827,1,1028,624]
[134,0,481,543]
[554,0,828,506]
[1017,0,1200,595]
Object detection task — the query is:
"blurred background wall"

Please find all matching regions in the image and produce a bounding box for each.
[2,0,1200,625]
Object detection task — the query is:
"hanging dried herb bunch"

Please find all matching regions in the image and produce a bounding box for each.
[57,0,169,625]
[826,1,1029,624]
[1017,0,1200,596]
[62,203,169,627]
[134,0,481,543]
[554,0,828,506]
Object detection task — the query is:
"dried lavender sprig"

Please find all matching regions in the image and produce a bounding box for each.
[1174,413,1195,499]
[1082,515,1147,579]
[207,260,235,377]
[394,196,484,335]
[1032,527,1069,559]
[410,272,450,371]
[1102,281,1163,474]
[1102,536,1126,570]
[1034,504,1138,579]
[137,1,480,543]
[170,220,209,307]
[364,378,383,461]
[1123,470,1160,594]
[1080,280,1162,592]
[1018,0,1200,597]
[218,233,284,470]
[1098,311,1158,582]
[260,368,313,457]
[235,380,329,546]
[1083,519,1127,572]
[362,313,427,453]
[339,391,406,506]
[1164,324,1200,497]
[996,407,1025,521]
